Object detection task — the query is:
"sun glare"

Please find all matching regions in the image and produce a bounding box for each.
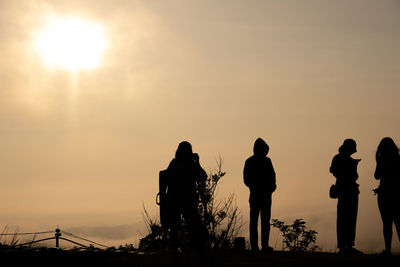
[35,18,108,71]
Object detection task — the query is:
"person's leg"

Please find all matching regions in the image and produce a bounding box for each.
[348,194,358,248]
[168,206,181,253]
[378,193,393,253]
[337,197,345,250]
[394,216,400,243]
[250,201,260,251]
[260,195,272,251]
[182,204,204,251]
[392,195,400,243]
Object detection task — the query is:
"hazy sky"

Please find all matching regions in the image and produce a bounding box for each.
[1,0,399,251]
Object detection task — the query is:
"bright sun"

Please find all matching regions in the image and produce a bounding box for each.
[35,17,108,71]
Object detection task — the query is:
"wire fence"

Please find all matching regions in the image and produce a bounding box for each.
[1,231,54,236]
[62,231,108,248]
[0,228,109,249]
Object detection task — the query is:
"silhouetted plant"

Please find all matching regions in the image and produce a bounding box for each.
[0,225,20,248]
[198,157,242,249]
[139,205,170,251]
[139,157,242,251]
[271,219,319,252]
[116,243,137,253]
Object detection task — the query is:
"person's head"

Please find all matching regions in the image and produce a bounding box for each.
[338,139,357,156]
[376,137,399,160]
[253,138,269,157]
[175,141,193,160]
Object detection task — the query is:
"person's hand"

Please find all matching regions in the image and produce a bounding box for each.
[372,188,379,195]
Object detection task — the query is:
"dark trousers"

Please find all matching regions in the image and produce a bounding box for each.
[377,192,400,251]
[337,194,358,249]
[249,195,271,250]
[168,203,204,252]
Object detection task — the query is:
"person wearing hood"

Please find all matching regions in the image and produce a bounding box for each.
[244,138,276,252]
[329,139,362,254]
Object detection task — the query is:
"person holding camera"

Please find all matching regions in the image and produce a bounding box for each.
[165,141,208,253]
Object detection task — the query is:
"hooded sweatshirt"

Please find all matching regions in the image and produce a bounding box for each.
[244,138,276,202]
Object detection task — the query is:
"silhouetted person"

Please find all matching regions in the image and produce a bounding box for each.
[244,138,276,252]
[329,139,362,254]
[165,141,207,254]
[374,137,400,255]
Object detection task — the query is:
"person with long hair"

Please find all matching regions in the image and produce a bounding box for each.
[329,139,362,254]
[165,141,207,254]
[374,137,400,255]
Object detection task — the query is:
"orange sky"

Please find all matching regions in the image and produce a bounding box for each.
[1,0,400,252]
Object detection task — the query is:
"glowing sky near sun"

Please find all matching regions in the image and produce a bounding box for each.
[34,17,108,71]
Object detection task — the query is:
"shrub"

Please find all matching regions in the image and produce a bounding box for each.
[271,218,319,252]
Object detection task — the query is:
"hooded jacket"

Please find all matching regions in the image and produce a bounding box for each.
[244,138,276,202]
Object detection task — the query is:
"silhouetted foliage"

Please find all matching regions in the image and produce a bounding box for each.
[139,157,242,251]
[271,219,319,252]
[139,206,170,251]
[0,226,20,248]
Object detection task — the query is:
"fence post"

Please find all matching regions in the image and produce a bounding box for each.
[55,228,62,248]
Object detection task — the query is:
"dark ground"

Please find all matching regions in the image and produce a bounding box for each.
[1,248,399,267]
